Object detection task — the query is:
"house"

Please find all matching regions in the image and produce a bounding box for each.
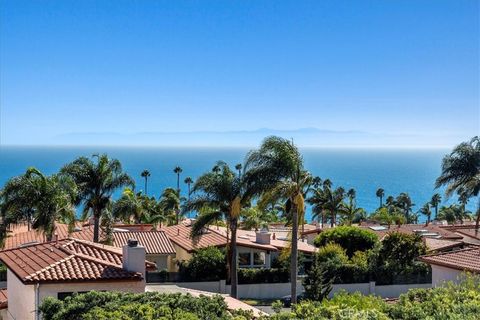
[163,221,317,270]
[419,247,480,286]
[0,238,154,320]
[112,231,176,271]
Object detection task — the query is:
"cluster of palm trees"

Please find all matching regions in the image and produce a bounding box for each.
[0,135,478,302]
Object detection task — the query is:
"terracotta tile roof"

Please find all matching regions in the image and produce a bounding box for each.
[209,227,279,251]
[0,238,152,284]
[0,289,7,310]
[2,222,95,250]
[419,247,480,273]
[163,223,228,253]
[424,238,464,252]
[112,231,176,255]
[452,228,480,240]
[113,224,155,232]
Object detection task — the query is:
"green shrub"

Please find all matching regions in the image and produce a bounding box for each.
[314,226,378,257]
[178,246,226,281]
[238,268,289,284]
[40,291,238,320]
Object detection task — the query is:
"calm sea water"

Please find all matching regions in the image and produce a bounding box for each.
[0,146,468,222]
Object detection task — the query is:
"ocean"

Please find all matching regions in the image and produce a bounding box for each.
[0,146,469,222]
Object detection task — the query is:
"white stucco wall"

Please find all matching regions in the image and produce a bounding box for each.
[6,269,35,320]
[147,254,172,270]
[431,265,463,287]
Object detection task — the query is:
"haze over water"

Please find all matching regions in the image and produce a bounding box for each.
[1,146,470,222]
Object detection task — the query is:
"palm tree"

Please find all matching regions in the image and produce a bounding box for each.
[419,203,432,226]
[436,137,480,228]
[159,187,181,225]
[113,188,146,223]
[174,166,183,193]
[376,188,385,208]
[184,161,255,298]
[309,185,345,227]
[339,190,365,226]
[244,136,307,305]
[184,177,193,200]
[430,193,442,220]
[61,154,134,242]
[1,168,77,242]
[396,193,414,222]
[141,170,151,196]
[235,163,242,177]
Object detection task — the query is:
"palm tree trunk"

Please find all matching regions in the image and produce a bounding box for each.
[177,174,180,193]
[475,196,480,230]
[330,209,335,228]
[93,208,100,243]
[144,177,148,196]
[230,218,238,298]
[290,204,298,305]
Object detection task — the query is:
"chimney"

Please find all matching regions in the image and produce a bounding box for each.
[122,239,146,277]
[272,232,276,240]
[256,231,271,245]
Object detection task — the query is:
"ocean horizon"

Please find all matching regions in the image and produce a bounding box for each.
[0,145,472,222]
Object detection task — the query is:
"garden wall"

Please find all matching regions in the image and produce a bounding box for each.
[175,280,432,299]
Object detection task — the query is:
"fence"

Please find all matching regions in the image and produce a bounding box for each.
[147,279,432,299]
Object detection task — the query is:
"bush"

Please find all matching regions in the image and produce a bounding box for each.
[40,291,241,320]
[178,246,226,281]
[270,275,480,319]
[238,268,289,284]
[314,226,378,257]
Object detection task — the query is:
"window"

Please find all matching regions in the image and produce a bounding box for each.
[238,252,251,266]
[253,252,266,266]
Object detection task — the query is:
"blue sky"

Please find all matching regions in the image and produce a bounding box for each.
[0,0,478,147]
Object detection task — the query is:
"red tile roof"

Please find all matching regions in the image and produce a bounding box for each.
[419,247,480,273]
[163,223,227,253]
[112,231,176,255]
[424,238,464,252]
[0,289,7,310]
[3,223,95,250]
[0,238,153,284]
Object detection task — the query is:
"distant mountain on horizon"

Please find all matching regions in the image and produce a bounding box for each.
[40,127,465,148]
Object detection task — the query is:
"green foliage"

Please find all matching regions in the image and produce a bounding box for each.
[269,276,480,319]
[271,300,283,314]
[316,243,349,264]
[302,257,333,301]
[178,247,226,281]
[374,232,429,285]
[40,291,241,320]
[314,226,378,257]
[238,268,289,284]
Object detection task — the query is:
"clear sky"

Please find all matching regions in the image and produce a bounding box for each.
[0,0,478,147]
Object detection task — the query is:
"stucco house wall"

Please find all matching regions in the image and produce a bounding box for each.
[147,254,173,271]
[431,265,463,287]
[6,269,35,320]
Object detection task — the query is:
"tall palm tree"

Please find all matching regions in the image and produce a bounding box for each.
[309,185,345,227]
[174,166,183,194]
[244,136,307,305]
[141,170,151,196]
[184,177,193,200]
[61,154,134,242]
[235,163,242,177]
[376,188,385,208]
[113,188,146,223]
[184,161,256,298]
[396,193,414,222]
[339,189,364,226]
[436,137,480,228]
[430,193,442,220]
[159,187,181,225]
[1,168,77,242]
[419,203,432,226]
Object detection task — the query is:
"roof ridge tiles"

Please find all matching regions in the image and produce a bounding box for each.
[24,255,76,281]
